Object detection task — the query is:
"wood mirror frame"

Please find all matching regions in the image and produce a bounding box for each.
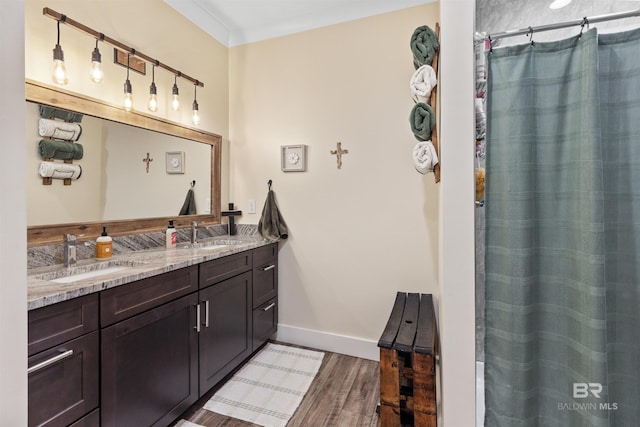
[26,79,222,247]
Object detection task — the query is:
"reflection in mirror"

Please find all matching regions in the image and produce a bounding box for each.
[27,102,212,225]
[26,80,221,246]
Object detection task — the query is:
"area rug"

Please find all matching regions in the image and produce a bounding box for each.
[203,343,325,427]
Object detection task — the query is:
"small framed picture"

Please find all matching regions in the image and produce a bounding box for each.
[166,151,185,174]
[281,145,307,172]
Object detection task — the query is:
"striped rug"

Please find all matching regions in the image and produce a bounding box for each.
[203,343,324,427]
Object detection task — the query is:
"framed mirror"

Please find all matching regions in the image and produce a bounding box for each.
[26,79,221,246]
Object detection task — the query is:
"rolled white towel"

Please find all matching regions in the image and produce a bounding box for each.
[410,64,438,104]
[413,140,439,174]
[39,161,82,180]
[38,118,83,141]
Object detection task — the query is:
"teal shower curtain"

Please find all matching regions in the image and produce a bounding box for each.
[485,28,640,427]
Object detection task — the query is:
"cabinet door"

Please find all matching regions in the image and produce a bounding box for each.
[101,293,199,427]
[28,331,99,427]
[199,271,252,395]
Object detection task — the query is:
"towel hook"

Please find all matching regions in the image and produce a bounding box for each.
[190,180,196,188]
[268,179,272,191]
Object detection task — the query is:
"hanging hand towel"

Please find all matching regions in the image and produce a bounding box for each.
[179,188,197,215]
[258,189,289,242]
[39,161,82,180]
[413,140,438,174]
[38,118,83,141]
[409,102,436,141]
[411,25,439,69]
[38,139,84,161]
[410,65,438,103]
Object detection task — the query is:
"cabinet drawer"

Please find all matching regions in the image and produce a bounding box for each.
[253,298,278,350]
[28,294,98,356]
[28,331,99,427]
[200,251,252,288]
[101,265,198,327]
[253,243,278,267]
[253,260,278,309]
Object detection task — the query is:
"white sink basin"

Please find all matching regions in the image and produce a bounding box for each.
[31,260,143,284]
[50,265,132,283]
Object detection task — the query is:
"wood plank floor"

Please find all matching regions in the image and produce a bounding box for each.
[174,341,381,427]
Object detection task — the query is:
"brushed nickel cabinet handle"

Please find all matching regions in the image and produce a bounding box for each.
[28,349,74,374]
[262,264,276,271]
[262,302,276,312]
[194,303,201,332]
[204,300,210,328]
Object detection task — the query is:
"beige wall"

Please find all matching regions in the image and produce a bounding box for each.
[229,4,440,356]
[24,0,230,210]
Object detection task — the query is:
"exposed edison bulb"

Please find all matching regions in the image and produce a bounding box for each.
[89,61,104,83]
[148,93,158,112]
[171,81,180,111]
[171,93,180,111]
[192,101,201,126]
[148,82,158,112]
[89,46,104,83]
[52,45,68,85]
[124,80,133,112]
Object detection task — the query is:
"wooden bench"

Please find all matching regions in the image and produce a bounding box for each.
[378,292,438,426]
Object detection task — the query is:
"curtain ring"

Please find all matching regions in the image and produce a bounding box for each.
[527,27,535,46]
[488,35,493,54]
[579,17,589,37]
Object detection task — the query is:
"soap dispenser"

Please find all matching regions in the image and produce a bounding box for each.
[96,227,113,259]
[166,220,177,248]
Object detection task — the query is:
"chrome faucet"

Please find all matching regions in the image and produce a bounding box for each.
[191,221,198,244]
[63,234,80,268]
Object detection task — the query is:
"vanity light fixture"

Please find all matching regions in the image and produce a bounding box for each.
[171,74,181,111]
[89,34,105,83]
[43,8,206,118]
[148,62,158,112]
[192,81,200,125]
[51,17,68,85]
[123,52,134,112]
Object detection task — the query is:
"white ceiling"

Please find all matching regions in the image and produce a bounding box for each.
[164,0,436,47]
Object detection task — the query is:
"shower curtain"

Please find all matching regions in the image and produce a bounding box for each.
[484,28,640,427]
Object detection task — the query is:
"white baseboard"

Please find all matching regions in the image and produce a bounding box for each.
[275,323,379,361]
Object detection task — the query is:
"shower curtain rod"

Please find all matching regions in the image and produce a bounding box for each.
[486,7,640,41]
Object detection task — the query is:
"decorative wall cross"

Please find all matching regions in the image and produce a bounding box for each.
[142,152,153,173]
[330,142,349,169]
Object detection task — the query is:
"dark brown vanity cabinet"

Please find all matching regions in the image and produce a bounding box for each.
[100,266,199,427]
[28,294,100,427]
[27,244,279,427]
[252,243,279,350]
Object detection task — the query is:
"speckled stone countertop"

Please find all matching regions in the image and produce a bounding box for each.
[27,235,272,311]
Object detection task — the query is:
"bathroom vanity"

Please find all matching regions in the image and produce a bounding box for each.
[27,239,278,427]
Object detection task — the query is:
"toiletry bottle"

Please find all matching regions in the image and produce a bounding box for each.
[96,226,113,259]
[166,220,177,248]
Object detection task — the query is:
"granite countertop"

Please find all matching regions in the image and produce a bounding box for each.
[27,235,272,311]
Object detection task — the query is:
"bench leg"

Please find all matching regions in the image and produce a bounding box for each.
[379,348,400,426]
[413,352,437,427]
